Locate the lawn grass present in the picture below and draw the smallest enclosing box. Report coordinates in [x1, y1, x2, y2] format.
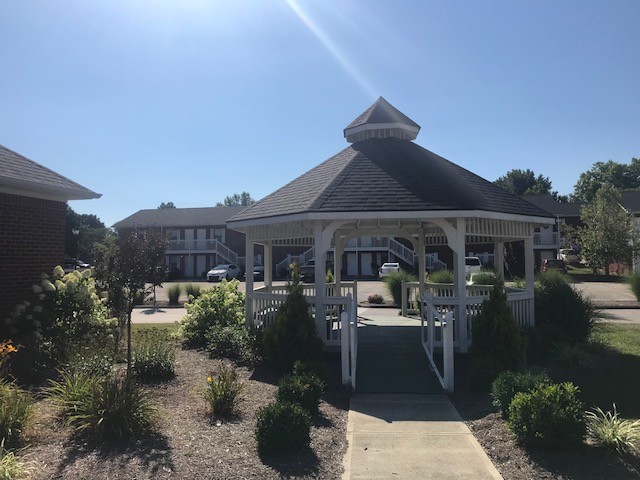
[591, 323, 640, 355]
[132, 323, 180, 335]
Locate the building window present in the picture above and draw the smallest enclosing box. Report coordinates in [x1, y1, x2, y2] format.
[212, 228, 225, 243]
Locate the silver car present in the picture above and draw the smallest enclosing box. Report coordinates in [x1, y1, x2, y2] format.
[206, 264, 240, 282]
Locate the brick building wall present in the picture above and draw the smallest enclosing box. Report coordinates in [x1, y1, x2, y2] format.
[0, 192, 66, 320]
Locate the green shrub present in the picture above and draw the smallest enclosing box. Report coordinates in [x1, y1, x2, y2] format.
[65, 345, 115, 377]
[535, 270, 596, 346]
[255, 401, 311, 454]
[490, 370, 551, 416]
[512, 277, 526, 289]
[0, 381, 33, 446]
[367, 294, 384, 304]
[470, 281, 527, 389]
[200, 363, 244, 419]
[586, 404, 640, 456]
[167, 284, 182, 305]
[206, 324, 257, 365]
[277, 372, 325, 414]
[263, 267, 323, 370]
[132, 328, 176, 380]
[384, 271, 417, 305]
[471, 271, 499, 285]
[468, 356, 506, 392]
[184, 283, 202, 300]
[508, 382, 586, 447]
[292, 360, 329, 385]
[4, 267, 118, 377]
[325, 269, 334, 284]
[60, 376, 156, 440]
[180, 280, 245, 346]
[628, 272, 640, 301]
[428, 270, 454, 284]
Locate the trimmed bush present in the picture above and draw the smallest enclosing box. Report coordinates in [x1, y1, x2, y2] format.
[0, 380, 33, 446]
[200, 363, 244, 419]
[535, 270, 596, 346]
[428, 270, 454, 284]
[52, 374, 156, 440]
[180, 280, 245, 346]
[491, 370, 551, 416]
[470, 281, 527, 390]
[384, 271, 417, 305]
[132, 328, 176, 380]
[277, 372, 325, 414]
[586, 404, 640, 456]
[167, 284, 182, 305]
[255, 401, 311, 454]
[263, 267, 323, 370]
[292, 360, 329, 385]
[367, 294, 384, 304]
[206, 324, 257, 365]
[628, 271, 640, 301]
[508, 382, 586, 447]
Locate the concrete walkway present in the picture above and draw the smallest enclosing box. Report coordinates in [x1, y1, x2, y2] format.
[343, 394, 502, 479]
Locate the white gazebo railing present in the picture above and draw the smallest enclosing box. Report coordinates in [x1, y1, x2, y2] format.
[340, 293, 358, 389]
[402, 281, 534, 351]
[247, 282, 357, 347]
[422, 292, 454, 392]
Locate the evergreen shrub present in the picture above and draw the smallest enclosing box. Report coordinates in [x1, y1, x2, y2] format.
[255, 401, 311, 454]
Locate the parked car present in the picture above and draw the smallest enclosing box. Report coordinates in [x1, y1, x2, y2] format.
[244, 265, 265, 281]
[464, 257, 482, 275]
[378, 262, 400, 279]
[541, 258, 567, 274]
[206, 264, 241, 282]
[63, 258, 91, 273]
[559, 248, 578, 263]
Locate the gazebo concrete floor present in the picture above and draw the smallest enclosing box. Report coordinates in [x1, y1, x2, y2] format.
[355, 308, 442, 394]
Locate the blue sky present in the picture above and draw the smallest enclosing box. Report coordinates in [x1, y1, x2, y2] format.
[1, 1, 638, 227]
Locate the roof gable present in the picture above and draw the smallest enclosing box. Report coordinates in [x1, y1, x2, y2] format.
[113, 206, 247, 229]
[0, 144, 100, 201]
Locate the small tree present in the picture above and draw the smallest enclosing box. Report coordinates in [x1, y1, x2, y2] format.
[158, 202, 176, 209]
[263, 265, 323, 370]
[216, 192, 255, 207]
[93, 230, 167, 377]
[578, 185, 637, 275]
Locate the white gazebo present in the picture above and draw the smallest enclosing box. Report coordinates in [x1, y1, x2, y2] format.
[227, 97, 554, 391]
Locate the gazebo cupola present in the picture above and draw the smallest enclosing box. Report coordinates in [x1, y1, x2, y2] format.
[343, 96, 420, 143]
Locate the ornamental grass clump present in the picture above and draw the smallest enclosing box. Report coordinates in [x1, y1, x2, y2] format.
[586, 404, 640, 456]
[508, 382, 585, 448]
[428, 270, 454, 284]
[132, 328, 176, 380]
[383, 271, 417, 305]
[255, 401, 311, 455]
[180, 280, 245, 346]
[167, 284, 182, 305]
[184, 283, 202, 300]
[0, 380, 33, 446]
[200, 363, 244, 419]
[0, 439, 32, 480]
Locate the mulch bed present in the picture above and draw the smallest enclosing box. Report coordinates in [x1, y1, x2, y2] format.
[22, 349, 349, 479]
[449, 356, 640, 480]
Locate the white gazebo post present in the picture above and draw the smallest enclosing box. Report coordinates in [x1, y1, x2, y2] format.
[494, 241, 505, 279]
[264, 241, 273, 291]
[314, 222, 328, 342]
[333, 231, 343, 296]
[524, 233, 535, 324]
[417, 229, 426, 308]
[453, 218, 468, 352]
[245, 238, 255, 328]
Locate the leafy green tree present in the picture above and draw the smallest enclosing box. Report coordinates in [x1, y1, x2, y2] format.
[494, 169, 552, 195]
[578, 185, 637, 275]
[93, 230, 167, 376]
[216, 191, 255, 207]
[158, 202, 176, 209]
[573, 158, 640, 204]
[66, 206, 108, 261]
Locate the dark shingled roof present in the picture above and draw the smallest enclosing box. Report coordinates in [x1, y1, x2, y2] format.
[229, 138, 552, 222]
[519, 194, 581, 217]
[345, 97, 419, 130]
[620, 191, 640, 213]
[0, 144, 100, 200]
[114, 206, 247, 229]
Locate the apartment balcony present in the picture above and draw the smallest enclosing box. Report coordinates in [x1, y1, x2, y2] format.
[533, 232, 559, 247]
[168, 240, 224, 252]
[344, 237, 390, 249]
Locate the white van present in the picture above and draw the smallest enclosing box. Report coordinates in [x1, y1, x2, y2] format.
[465, 257, 482, 275]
